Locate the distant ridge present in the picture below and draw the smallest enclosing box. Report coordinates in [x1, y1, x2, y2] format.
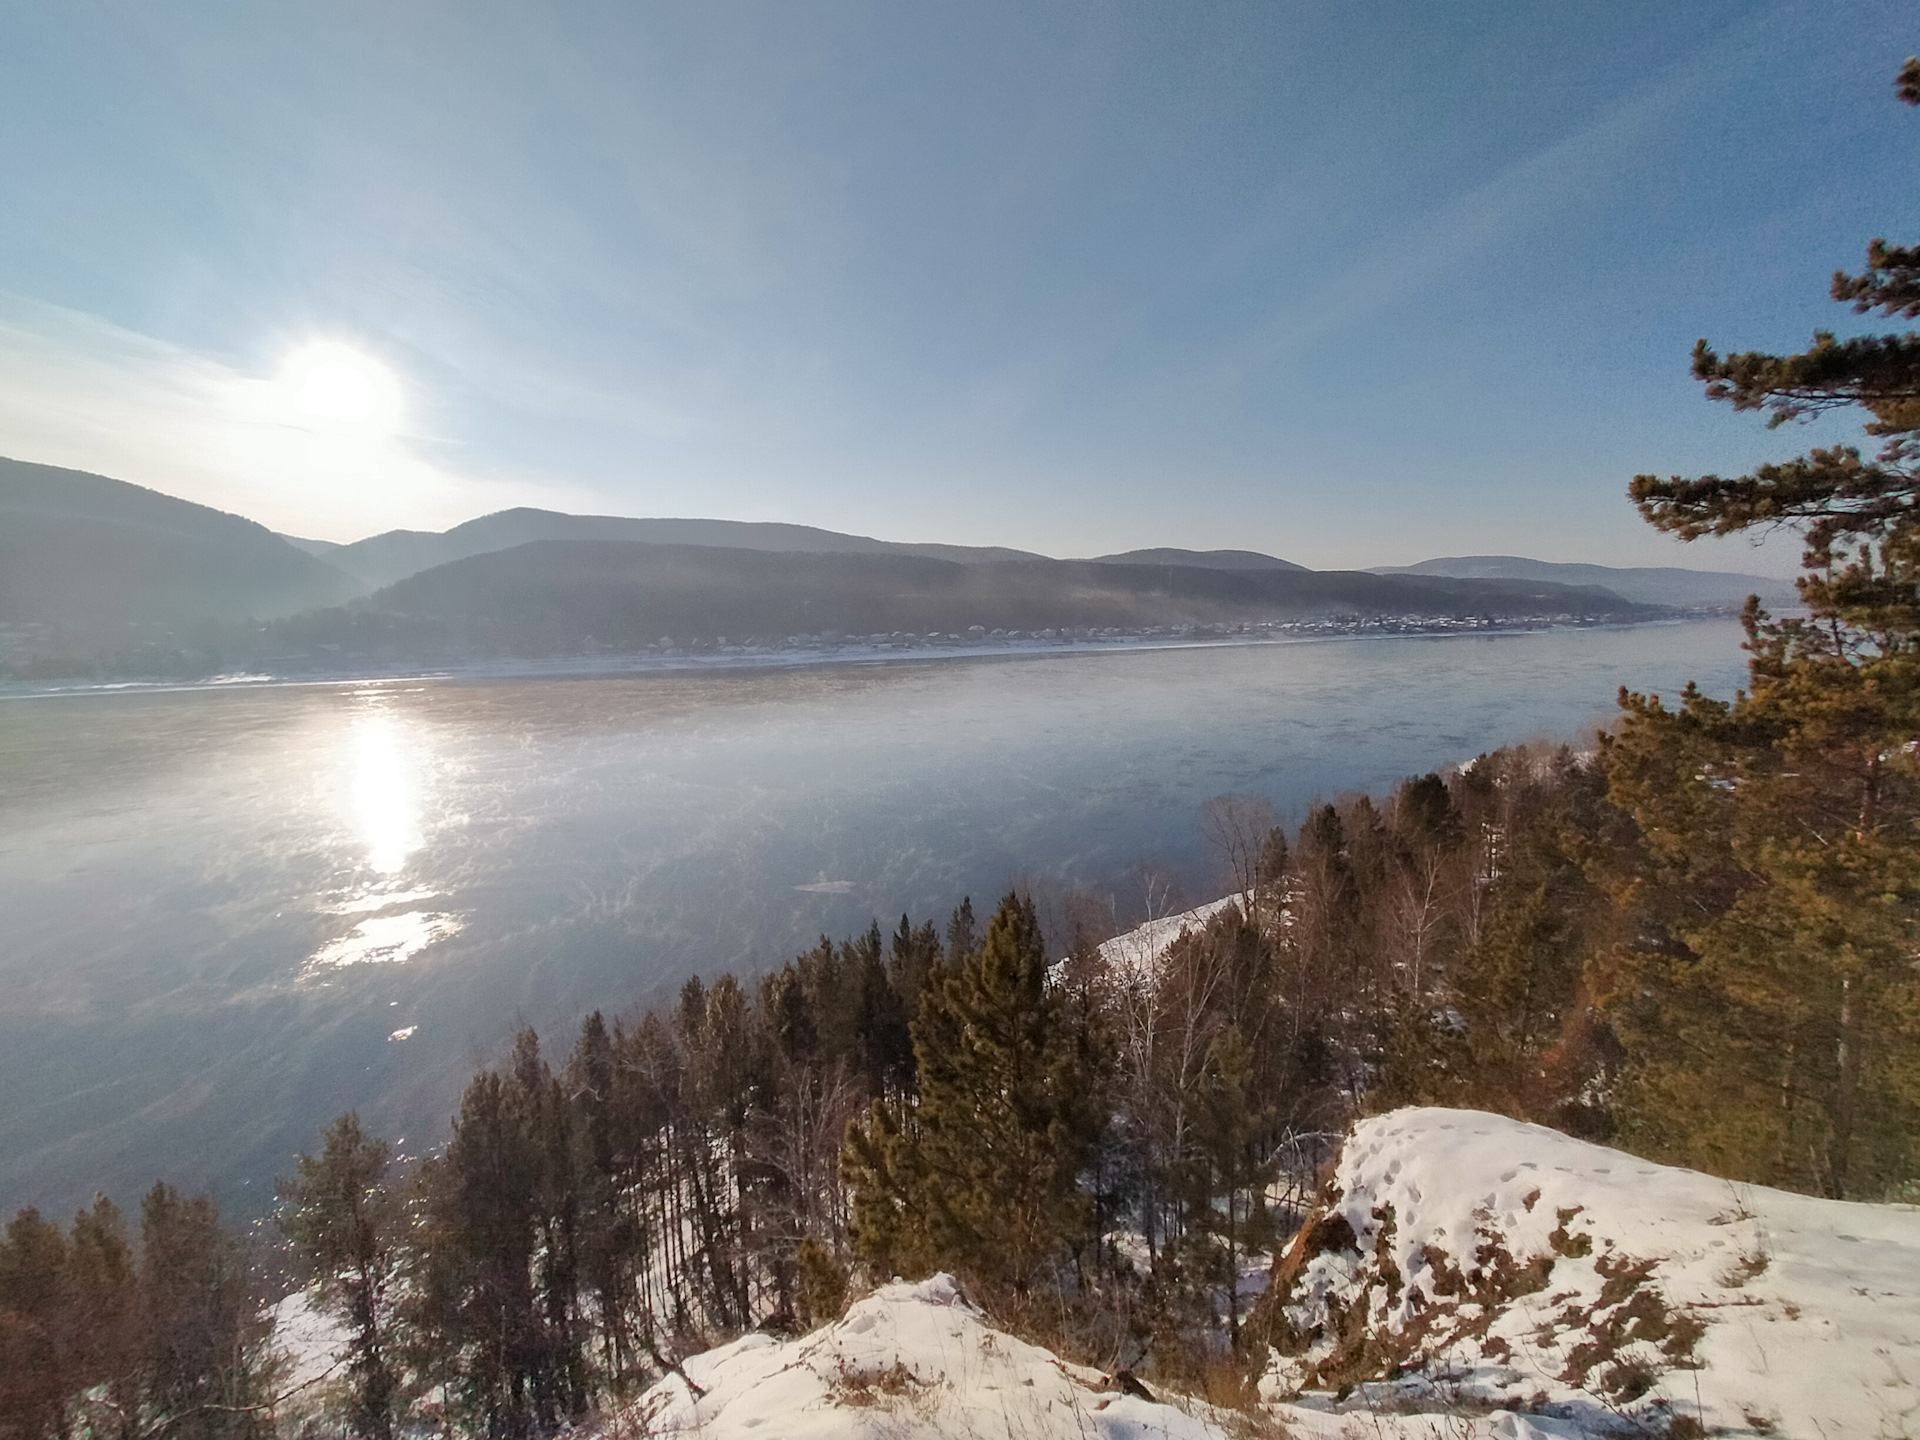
[2, 463, 1711, 675]
[340, 538, 1654, 655]
[1088, 547, 1306, 572]
[311, 509, 1051, 590]
[1374, 554, 1796, 609]
[0, 457, 365, 632]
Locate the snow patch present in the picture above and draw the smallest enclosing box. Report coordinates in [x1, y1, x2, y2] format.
[629, 1273, 1230, 1439]
[1089, 898, 1243, 984]
[267, 1287, 350, 1408]
[1262, 1107, 1920, 1438]
[626, 1270, 1621, 1440]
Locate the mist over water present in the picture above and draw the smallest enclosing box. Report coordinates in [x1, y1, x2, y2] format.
[0, 621, 1749, 1216]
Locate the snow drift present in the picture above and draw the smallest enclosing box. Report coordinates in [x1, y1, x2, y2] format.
[1259, 1107, 1920, 1437]
[627, 1272, 1227, 1440]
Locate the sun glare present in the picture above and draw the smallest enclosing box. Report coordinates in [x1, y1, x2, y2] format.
[281, 342, 400, 429]
[351, 707, 423, 875]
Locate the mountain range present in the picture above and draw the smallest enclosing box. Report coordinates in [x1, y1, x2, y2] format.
[346, 539, 1642, 654]
[285, 509, 1051, 590]
[1083, 547, 1309, 572]
[1373, 554, 1796, 609]
[0, 458, 1786, 675]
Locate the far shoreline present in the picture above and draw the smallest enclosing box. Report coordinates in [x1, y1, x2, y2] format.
[0, 611, 1743, 703]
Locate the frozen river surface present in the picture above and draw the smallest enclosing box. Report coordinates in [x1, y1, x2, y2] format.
[0, 621, 1750, 1215]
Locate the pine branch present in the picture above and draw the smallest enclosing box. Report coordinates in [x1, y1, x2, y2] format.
[1690, 334, 1920, 426]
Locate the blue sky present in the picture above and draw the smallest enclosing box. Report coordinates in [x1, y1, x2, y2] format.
[0, 1, 1912, 572]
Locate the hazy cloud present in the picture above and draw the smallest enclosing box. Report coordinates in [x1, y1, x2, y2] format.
[0, 293, 593, 539]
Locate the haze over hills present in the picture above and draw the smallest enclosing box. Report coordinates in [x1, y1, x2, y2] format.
[286, 509, 1049, 591]
[339, 539, 1651, 656]
[0, 457, 364, 632]
[0, 460, 1763, 681]
[1086, 547, 1307, 571]
[1375, 554, 1795, 609]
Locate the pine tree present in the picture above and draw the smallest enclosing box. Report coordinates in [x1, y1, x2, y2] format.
[889, 912, 944, 1033]
[944, 896, 977, 965]
[1190, 1027, 1275, 1352]
[138, 1185, 265, 1440]
[278, 1114, 399, 1440]
[431, 1065, 546, 1437]
[851, 921, 912, 1095]
[0, 1208, 71, 1440]
[1605, 57, 1920, 1198]
[67, 1196, 137, 1437]
[565, 1012, 645, 1395]
[844, 893, 1091, 1310]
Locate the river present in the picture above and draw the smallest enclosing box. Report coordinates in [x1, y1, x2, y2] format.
[0, 620, 1750, 1216]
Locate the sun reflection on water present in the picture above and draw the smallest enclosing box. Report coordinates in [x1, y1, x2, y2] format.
[303, 698, 466, 976]
[353, 709, 422, 874]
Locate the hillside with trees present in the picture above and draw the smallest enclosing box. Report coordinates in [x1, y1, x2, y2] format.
[0, 458, 366, 634]
[1375, 554, 1795, 608]
[2, 475, 1662, 681]
[296, 507, 1052, 592]
[354, 540, 1645, 651]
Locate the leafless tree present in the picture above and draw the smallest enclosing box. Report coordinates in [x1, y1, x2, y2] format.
[1198, 794, 1279, 913]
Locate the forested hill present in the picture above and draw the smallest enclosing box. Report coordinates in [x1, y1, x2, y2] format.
[0, 462, 1681, 680]
[1085, 546, 1308, 571]
[0, 458, 365, 631]
[300, 506, 1052, 590]
[347, 537, 1651, 648]
[1376, 554, 1795, 609]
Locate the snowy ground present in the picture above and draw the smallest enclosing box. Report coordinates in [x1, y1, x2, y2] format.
[1092, 897, 1244, 983]
[1048, 897, 1244, 992]
[1263, 1108, 1920, 1439]
[265, 1287, 349, 1425]
[627, 1273, 1228, 1440]
[262, 1108, 1920, 1438]
[623, 1111, 1920, 1439]
[624, 1272, 1619, 1440]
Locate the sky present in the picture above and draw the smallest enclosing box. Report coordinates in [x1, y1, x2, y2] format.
[0, 1, 1914, 573]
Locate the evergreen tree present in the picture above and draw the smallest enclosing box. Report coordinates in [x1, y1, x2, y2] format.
[889, 912, 944, 1032]
[1605, 57, 1920, 1197]
[944, 896, 977, 965]
[844, 893, 1091, 1310]
[278, 1113, 399, 1440]
[0, 1208, 71, 1440]
[1190, 1026, 1275, 1352]
[564, 1012, 646, 1396]
[427, 1061, 550, 1438]
[851, 921, 912, 1095]
[138, 1185, 265, 1440]
[67, 1197, 137, 1437]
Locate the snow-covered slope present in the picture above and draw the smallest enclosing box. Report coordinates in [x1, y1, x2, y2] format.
[263, 1106, 1919, 1438]
[264, 1289, 350, 1427]
[627, 1271, 1628, 1440]
[1261, 1108, 1920, 1438]
[1089, 897, 1242, 983]
[628, 1273, 1229, 1439]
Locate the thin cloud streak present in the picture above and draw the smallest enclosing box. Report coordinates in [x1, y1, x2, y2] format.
[1215, 11, 1778, 381]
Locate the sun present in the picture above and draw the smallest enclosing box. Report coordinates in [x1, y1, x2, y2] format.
[281, 342, 401, 430]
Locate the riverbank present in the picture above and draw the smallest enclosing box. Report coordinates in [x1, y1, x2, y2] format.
[0, 611, 1698, 701]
